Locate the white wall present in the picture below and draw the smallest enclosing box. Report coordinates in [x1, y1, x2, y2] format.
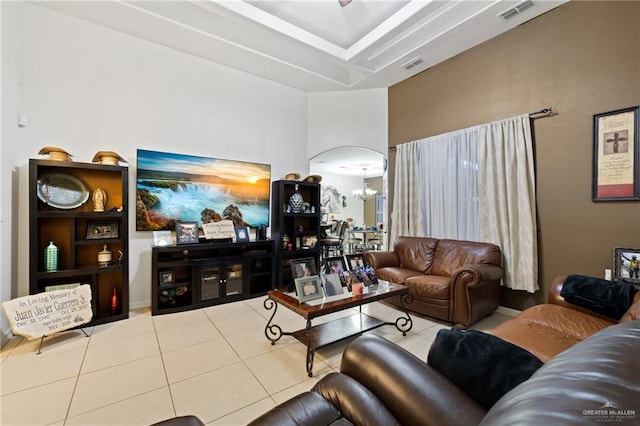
[307, 89, 387, 159]
[0, 1, 388, 344]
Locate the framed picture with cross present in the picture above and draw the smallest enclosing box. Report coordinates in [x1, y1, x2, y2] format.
[592, 106, 639, 201]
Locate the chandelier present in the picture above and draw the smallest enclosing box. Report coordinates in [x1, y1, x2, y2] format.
[352, 168, 377, 201]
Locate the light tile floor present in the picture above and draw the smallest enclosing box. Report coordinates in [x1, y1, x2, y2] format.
[0, 298, 514, 426]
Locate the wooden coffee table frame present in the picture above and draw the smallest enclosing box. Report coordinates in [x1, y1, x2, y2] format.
[264, 281, 412, 376]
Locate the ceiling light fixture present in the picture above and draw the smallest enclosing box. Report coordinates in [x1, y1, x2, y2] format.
[339, 0, 352, 8]
[352, 168, 377, 201]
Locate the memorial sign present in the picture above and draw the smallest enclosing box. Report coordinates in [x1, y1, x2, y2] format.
[1, 284, 93, 340]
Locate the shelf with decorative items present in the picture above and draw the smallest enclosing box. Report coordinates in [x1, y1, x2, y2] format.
[271, 179, 321, 290]
[29, 159, 129, 326]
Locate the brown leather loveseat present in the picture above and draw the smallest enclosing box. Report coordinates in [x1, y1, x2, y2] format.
[365, 236, 503, 327]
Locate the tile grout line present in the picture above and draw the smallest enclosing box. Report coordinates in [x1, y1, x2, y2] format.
[153, 317, 179, 420]
[61, 326, 93, 425]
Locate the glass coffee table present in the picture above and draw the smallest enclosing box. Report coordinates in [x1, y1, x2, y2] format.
[264, 280, 412, 376]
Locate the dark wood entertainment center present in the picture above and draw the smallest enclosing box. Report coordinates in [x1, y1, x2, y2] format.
[151, 240, 275, 315]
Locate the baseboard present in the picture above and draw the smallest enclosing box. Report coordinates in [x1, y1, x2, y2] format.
[1, 328, 15, 349]
[496, 306, 521, 317]
[130, 300, 150, 310]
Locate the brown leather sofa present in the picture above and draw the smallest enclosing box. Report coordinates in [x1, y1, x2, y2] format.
[248, 276, 640, 426]
[364, 236, 503, 327]
[491, 275, 640, 361]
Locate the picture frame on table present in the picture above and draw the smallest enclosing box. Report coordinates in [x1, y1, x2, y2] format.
[614, 247, 640, 282]
[345, 254, 366, 272]
[294, 276, 324, 303]
[290, 257, 317, 279]
[342, 270, 361, 292]
[320, 273, 344, 297]
[86, 221, 119, 240]
[234, 226, 250, 242]
[176, 221, 199, 245]
[323, 256, 348, 285]
[592, 106, 640, 201]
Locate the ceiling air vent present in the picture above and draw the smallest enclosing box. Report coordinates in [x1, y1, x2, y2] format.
[402, 57, 423, 70]
[498, 0, 534, 20]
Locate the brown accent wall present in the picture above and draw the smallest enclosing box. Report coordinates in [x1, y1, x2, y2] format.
[388, 1, 640, 310]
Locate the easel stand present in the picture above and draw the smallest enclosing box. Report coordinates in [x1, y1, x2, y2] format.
[36, 327, 91, 355]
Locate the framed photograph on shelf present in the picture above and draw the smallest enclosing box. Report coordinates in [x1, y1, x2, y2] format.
[320, 273, 344, 297]
[234, 226, 250, 242]
[614, 247, 640, 282]
[153, 230, 174, 246]
[159, 271, 175, 286]
[294, 276, 324, 303]
[86, 221, 119, 240]
[290, 257, 317, 279]
[302, 235, 317, 249]
[176, 222, 199, 245]
[592, 106, 640, 201]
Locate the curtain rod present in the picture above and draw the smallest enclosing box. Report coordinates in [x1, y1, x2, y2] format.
[388, 107, 555, 151]
[529, 107, 554, 116]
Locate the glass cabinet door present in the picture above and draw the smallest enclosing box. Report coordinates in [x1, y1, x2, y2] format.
[201, 266, 221, 300]
[225, 262, 243, 296]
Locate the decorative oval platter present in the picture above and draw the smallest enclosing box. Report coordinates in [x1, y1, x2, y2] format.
[37, 173, 90, 209]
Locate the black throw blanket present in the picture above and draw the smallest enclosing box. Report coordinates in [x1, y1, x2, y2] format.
[427, 328, 542, 410]
[560, 274, 638, 320]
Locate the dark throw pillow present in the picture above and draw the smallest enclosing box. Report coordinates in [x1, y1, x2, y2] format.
[560, 274, 638, 319]
[427, 328, 543, 410]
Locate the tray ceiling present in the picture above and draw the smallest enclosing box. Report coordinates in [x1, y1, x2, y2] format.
[34, 0, 567, 92]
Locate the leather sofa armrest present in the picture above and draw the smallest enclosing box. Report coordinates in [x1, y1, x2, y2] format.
[547, 275, 567, 304]
[364, 250, 400, 269]
[340, 335, 486, 426]
[451, 264, 504, 287]
[247, 391, 343, 426]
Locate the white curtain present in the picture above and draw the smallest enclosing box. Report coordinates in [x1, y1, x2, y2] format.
[419, 129, 479, 241]
[392, 114, 538, 292]
[390, 141, 424, 245]
[478, 115, 538, 292]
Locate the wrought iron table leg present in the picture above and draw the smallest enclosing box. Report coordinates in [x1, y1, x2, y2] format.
[304, 319, 314, 377]
[396, 293, 414, 335]
[264, 298, 283, 344]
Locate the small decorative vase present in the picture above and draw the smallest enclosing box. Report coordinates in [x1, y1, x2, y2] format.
[111, 285, 118, 315]
[288, 184, 304, 213]
[98, 245, 112, 266]
[44, 241, 58, 272]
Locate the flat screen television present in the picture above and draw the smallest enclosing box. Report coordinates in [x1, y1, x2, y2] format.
[136, 149, 271, 231]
